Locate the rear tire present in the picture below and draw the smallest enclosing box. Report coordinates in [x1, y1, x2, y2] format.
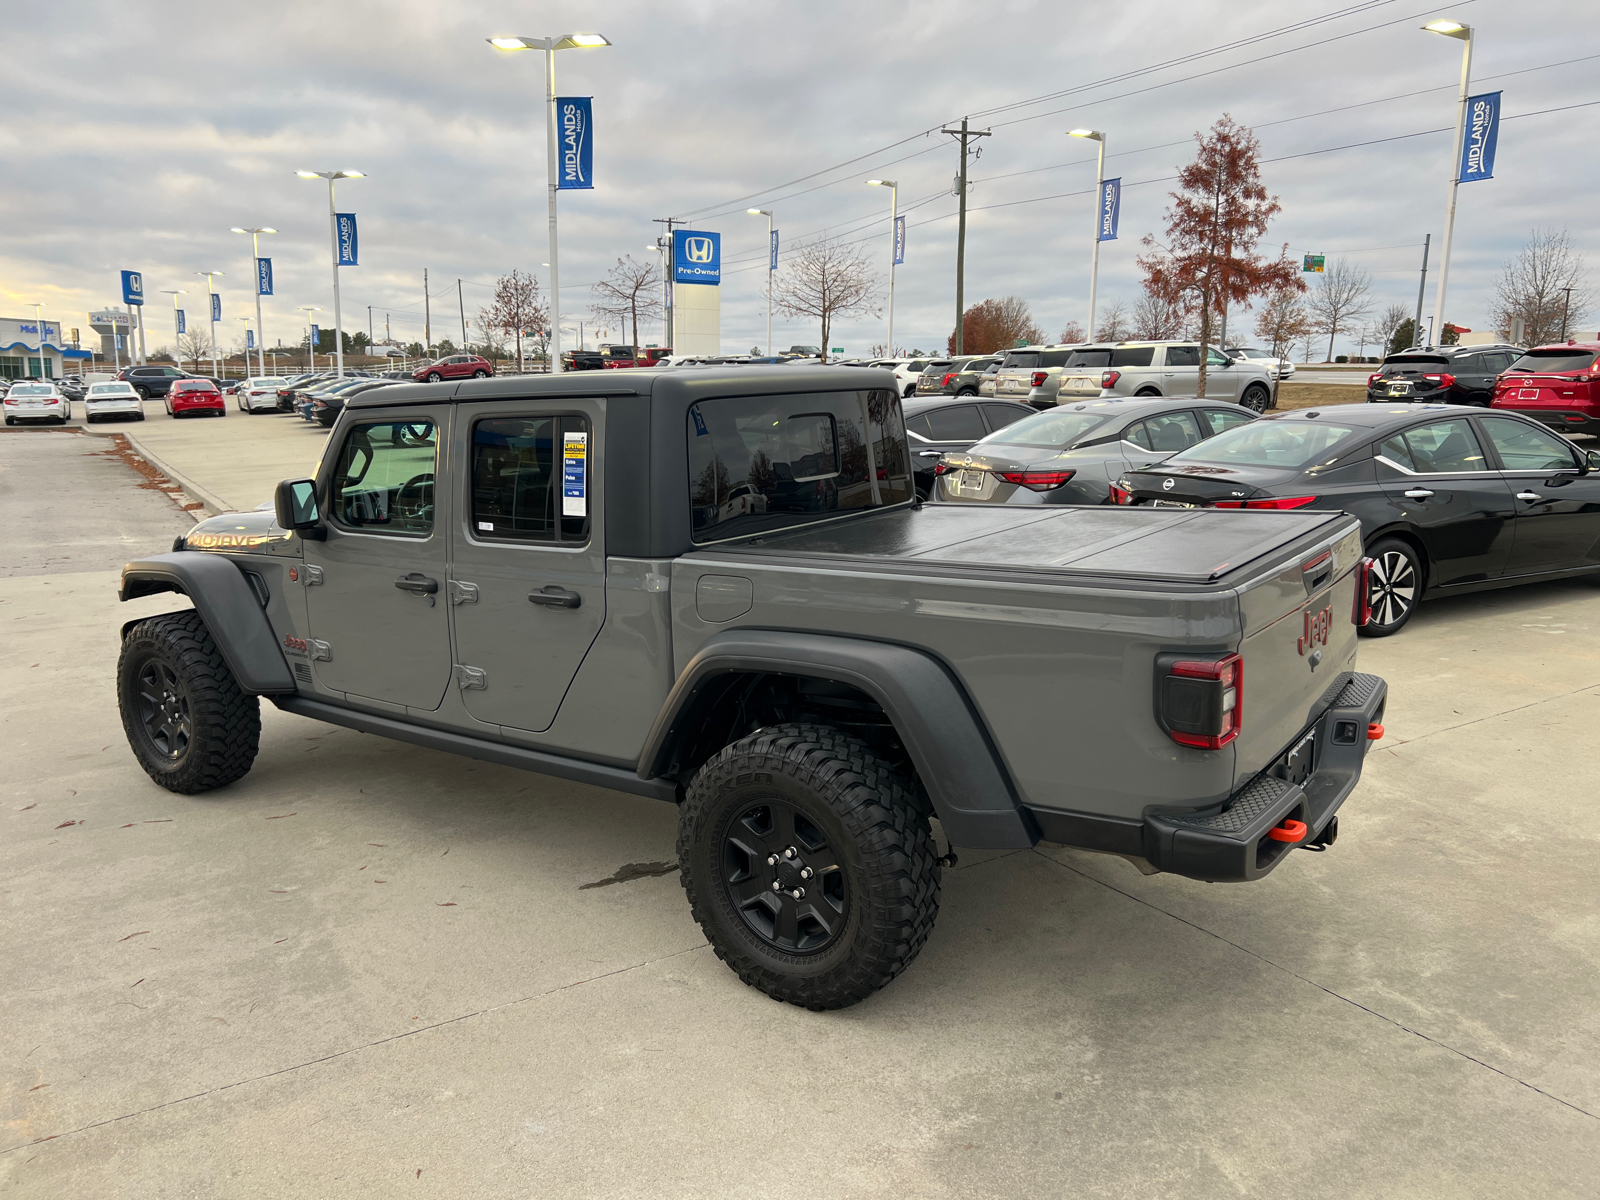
[678, 723, 940, 1011]
[1361, 537, 1423, 637]
[1135, 387, 1161, 397]
[471, 369, 488, 378]
[117, 611, 261, 793]
[1241, 383, 1271, 413]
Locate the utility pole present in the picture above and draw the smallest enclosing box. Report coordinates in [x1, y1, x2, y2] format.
[423, 268, 432, 356]
[653, 217, 680, 348]
[941, 118, 990, 354]
[1412, 234, 1431, 348]
[458, 279, 468, 351]
[1560, 287, 1575, 342]
[368, 305, 374, 347]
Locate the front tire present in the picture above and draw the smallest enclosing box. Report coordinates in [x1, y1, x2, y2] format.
[1361, 537, 1423, 637]
[118, 611, 261, 793]
[678, 723, 940, 1011]
[1241, 383, 1271, 413]
[426, 372, 442, 382]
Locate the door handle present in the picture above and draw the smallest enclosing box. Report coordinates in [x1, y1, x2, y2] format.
[1402, 488, 1435, 500]
[394, 572, 439, 595]
[1516, 491, 1543, 502]
[918, 450, 943, 458]
[528, 585, 581, 609]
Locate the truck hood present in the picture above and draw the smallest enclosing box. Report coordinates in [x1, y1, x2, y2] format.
[180, 507, 301, 557]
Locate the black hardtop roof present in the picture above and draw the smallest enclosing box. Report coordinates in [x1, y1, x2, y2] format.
[346, 365, 897, 409]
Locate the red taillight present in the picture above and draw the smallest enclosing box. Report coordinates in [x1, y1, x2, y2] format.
[1030, 371, 1048, 387]
[942, 373, 957, 387]
[996, 468, 1075, 491]
[1354, 556, 1373, 626]
[1367, 372, 1381, 386]
[1422, 373, 1457, 388]
[1109, 483, 1132, 505]
[1161, 653, 1243, 750]
[1101, 370, 1121, 388]
[1213, 495, 1319, 510]
[932, 461, 950, 476]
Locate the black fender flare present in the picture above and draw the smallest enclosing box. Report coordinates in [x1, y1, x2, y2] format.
[638, 630, 1038, 850]
[119, 552, 295, 694]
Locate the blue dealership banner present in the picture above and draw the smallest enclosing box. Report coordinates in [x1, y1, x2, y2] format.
[247, 329, 255, 350]
[310, 324, 319, 346]
[211, 293, 222, 322]
[1459, 91, 1500, 183]
[1097, 178, 1121, 242]
[556, 96, 594, 189]
[673, 229, 721, 285]
[770, 229, 779, 271]
[257, 257, 274, 295]
[893, 215, 906, 266]
[176, 309, 186, 335]
[336, 214, 358, 265]
[121, 270, 144, 306]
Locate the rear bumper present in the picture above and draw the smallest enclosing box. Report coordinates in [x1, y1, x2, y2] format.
[1142, 672, 1387, 882]
[1492, 405, 1600, 434]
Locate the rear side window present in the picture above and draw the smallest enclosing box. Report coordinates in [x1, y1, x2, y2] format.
[1384, 419, 1488, 473]
[471, 415, 591, 543]
[1508, 350, 1598, 374]
[1132, 411, 1203, 452]
[1066, 350, 1111, 368]
[1164, 346, 1200, 367]
[982, 404, 1030, 432]
[1479, 416, 1577, 472]
[329, 420, 438, 535]
[920, 406, 986, 440]
[687, 390, 911, 542]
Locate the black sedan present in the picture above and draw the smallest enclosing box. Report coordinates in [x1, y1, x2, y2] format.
[1116, 404, 1600, 635]
[904, 396, 1034, 499]
[935, 397, 1258, 507]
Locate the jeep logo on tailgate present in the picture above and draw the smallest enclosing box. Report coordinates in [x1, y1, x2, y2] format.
[1298, 604, 1332, 655]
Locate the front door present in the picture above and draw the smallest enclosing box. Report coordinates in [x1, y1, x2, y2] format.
[1374, 415, 1517, 587]
[1478, 415, 1600, 575]
[303, 411, 455, 710]
[447, 402, 607, 734]
[1202, 347, 1243, 400]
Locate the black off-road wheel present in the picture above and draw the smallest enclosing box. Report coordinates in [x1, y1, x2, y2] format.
[678, 723, 940, 1010]
[118, 611, 261, 793]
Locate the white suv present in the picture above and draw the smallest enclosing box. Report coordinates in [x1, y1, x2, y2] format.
[1226, 346, 1295, 380]
[868, 358, 934, 398]
[1055, 342, 1276, 411]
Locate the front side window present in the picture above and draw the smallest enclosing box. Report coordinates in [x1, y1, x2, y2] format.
[329, 420, 438, 535]
[470, 415, 590, 543]
[687, 390, 911, 542]
[1206, 348, 1230, 367]
[1479, 416, 1577, 472]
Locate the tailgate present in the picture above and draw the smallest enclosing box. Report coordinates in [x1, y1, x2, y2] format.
[1233, 519, 1365, 787]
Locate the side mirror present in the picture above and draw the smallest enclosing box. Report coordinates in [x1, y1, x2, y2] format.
[1587, 451, 1600, 475]
[275, 478, 324, 535]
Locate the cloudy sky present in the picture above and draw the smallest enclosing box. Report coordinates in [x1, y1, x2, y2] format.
[3, 0, 1594, 360]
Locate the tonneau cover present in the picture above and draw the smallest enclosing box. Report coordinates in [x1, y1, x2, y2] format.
[715, 506, 1347, 585]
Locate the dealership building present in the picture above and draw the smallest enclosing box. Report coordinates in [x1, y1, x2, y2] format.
[0, 315, 93, 380]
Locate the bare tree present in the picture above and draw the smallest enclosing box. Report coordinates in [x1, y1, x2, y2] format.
[774, 238, 881, 361]
[1307, 258, 1373, 361]
[1131, 287, 1183, 340]
[1491, 228, 1590, 345]
[176, 329, 209, 372]
[1372, 303, 1410, 359]
[1093, 300, 1131, 343]
[1253, 283, 1312, 364]
[590, 256, 662, 356]
[486, 269, 545, 372]
[472, 309, 508, 363]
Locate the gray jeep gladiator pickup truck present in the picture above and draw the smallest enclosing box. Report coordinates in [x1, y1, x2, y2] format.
[116, 367, 1387, 1009]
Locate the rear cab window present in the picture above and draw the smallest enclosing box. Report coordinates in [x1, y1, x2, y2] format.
[687, 390, 911, 543]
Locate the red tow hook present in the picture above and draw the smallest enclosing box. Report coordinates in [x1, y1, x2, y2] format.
[1268, 819, 1308, 844]
[1367, 723, 1385, 741]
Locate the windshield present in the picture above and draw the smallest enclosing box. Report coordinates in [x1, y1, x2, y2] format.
[687, 390, 912, 542]
[978, 407, 1113, 449]
[10, 384, 52, 396]
[1167, 419, 1357, 470]
[1508, 349, 1598, 374]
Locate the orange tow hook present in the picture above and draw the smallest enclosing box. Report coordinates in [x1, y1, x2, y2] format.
[1367, 723, 1385, 741]
[1268, 819, 1307, 844]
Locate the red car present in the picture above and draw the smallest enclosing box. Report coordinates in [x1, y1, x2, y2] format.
[412, 354, 493, 383]
[603, 346, 674, 369]
[164, 378, 226, 418]
[1490, 341, 1600, 435]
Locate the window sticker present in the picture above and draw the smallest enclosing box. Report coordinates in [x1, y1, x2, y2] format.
[478, 521, 494, 531]
[562, 431, 588, 517]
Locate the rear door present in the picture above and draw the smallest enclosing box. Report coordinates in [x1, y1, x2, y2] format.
[1123, 410, 1204, 469]
[1159, 345, 1200, 395]
[1478, 414, 1600, 575]
[1374, 415, 1516, 586]
[446, 398, 607, 733]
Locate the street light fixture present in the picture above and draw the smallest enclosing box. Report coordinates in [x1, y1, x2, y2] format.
[1423, 17, 1473, 347]
[300, 306, 322, 371]
[747, 209, 775, 355]
[196, 271, 224, 378]
[487, 32, 612, 375]
[231, 226, 276, 377]
[865, 183, 900, 356]
[296, 172, 363, 377]
[1067, 129, 1107, 342]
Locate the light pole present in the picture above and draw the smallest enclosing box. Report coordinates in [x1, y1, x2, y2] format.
[647, 243, 669, 348]
[1068, 129, 1107, 342]
[296, 171, 363, 377]
[300, 306, 321, 371]
[487, 32, 612, 375]
[746, 209, 775, 356]
[866, 182, 900, 355]
[1423, 18, 1472, 348]
[231, 226, 276, 377]
[196, 272, 224, 377]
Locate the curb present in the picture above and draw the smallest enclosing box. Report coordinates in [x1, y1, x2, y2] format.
[107, 428, 236, 520]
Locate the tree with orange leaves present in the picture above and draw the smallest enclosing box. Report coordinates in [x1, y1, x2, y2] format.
[1139, 115, 1301, 396]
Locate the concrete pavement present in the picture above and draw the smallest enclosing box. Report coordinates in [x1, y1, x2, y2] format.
[3, 422, 1599, 1197]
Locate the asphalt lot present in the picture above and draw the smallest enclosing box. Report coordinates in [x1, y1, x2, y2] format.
[3, 420, 1599, 1197]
